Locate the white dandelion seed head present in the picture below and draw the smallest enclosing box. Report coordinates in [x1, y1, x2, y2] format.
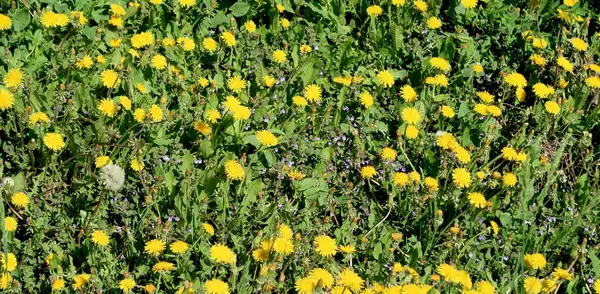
[100, 164, 125, 191]
[0, 177, 14, 188]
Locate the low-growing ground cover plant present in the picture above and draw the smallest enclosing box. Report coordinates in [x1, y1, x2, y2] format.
[0, 0, 600, 293]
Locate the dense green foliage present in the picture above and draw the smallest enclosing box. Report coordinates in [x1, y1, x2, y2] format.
[0, 0, 600, 293]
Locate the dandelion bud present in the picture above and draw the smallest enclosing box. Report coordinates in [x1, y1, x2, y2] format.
[100, 164, 125, 191]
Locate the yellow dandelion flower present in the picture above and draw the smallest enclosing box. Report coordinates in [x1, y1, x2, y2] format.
[490, 221, 499, 237]
[461, 0, 477, 8]
[309, 268, 334, 289]
[203, 223, 215, 235]
[393, 172, 410, 187]
[206, 109, 221, 123]
[98, 99, 117, 117]
[204, 279, 229, 294]
[170, 241, 189, 254]
[4, 68, 23, 88]
[43, 133, 65, 151]
[359, 91, 374, 108]
[570, 37, 588, 51]
[376, 70, 395, 87]
[424, 177, 439, 192]
[131, 158, 144, 172]
[10, 192, 29, 208]
[4, 216, 17, 232]
[430, 57, 451, 71]
[304, 84, 322, 103]
[586, 76, 600, 88]
[176, 36, 195, 51]
[300, 45, 312, 54]
[524, 277, 542, 294]
[224, 160, 245, 180]
[401, 107, 421, 125]
[221, 32, 236, 47]
[366, 5, 383, 16]
[152, 261, 175, 272]
[557, 56, 574, 72]
[149, 104, 163, 121]
[280, 18, 290, 29]
[52, 278, 65, 290]
[414, 0, 428, 11]
[524, 253, 547, 270]
[477, 91, 494, 103]
[504, 72, 527, 87]
[487, 105, 501, 117]
[133, 108, 146, 122]
[144, 239, 166, 256]
[545, 101, 560, 114]
[263, 75, 276, 88]
[256, 130, 278, 147]
[441, 105, 455, 118]
[381, 147, 397, 161]
[314, 235, 337, 257]
[273, 237, 294, 255]
[532, 37, 548, 49]
[452, 168, 471, 188]
[95, 156, 112, 168]
[178, 0, 196, 8]
[244, 20, 256, 32]
[119, 278, 136, 292]
[532, 83, 555, 98]
[293, 96, 308, 106]
[194, 121, 212, 135]
[337, 268, 364, 292]
[28, 111, 49, 125]
[552, 268, 572, 281]
[91, 230, 110, 247]
[210, 244, 236, 264]
[427, 17, 442, 29]
[405, 125, 419, 139]
[131, 31, 154, 48]
[360, 166, 377, 179]
[530, 54, 547, 66]
[401, 85, 418, 102]
[100, 70, 121, 88]
[295, 277, 315, 294]
[502, 172, 518, 187]
[203, 37, 218, 53]
[151, 54, 167, 70]
[225, 76, 246, 94]
[72, 273, 90, 290]
[467, 192, 487, 208]
[0, 14, 12, 31]
[272, 50, 287, 63]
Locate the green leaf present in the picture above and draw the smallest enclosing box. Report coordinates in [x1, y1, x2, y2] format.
[496, 211, 513, 226]
[229, 2, 250, 17]
[299, 57, 318, 86]
[433, 94, 450, 102]
[12, 173, 25, 192]
[12, 9, 31, 31]
[458, 101, 470, 118]
[298, 178, 318, 191]
[589, 249, 600, 276]
[180, 150, 194, 173]
[373, 242, 382, 260]
[211, 12, 229, 27]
